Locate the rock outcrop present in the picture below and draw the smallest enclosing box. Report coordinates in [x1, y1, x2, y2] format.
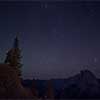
[62, 70, 100, 98]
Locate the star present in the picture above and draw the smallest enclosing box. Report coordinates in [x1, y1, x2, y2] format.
[44, 3, 48, 8]
[40, 3, 48, 8]
[93, 57, 98, 63]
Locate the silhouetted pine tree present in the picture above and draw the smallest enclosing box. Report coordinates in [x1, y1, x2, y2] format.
[4, 35, 22, 77]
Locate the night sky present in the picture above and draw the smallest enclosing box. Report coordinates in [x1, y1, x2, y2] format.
[0, 1, 100, 79]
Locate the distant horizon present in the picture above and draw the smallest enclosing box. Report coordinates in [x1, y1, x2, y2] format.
[22, 65, 99, 80]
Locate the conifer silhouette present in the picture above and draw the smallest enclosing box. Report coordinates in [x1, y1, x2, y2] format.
[4, 34, 22, 77]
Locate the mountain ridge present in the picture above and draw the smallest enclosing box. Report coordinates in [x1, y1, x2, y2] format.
[22, 69, 100, 98]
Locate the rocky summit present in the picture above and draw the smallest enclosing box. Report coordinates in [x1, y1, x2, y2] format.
[62, 69, 100, 98]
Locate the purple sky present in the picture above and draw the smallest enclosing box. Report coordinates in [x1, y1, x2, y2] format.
[0, 1, 100, 79]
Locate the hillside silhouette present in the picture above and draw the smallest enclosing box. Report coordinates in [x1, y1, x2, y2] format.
[21, 69, 100, 99]
[0, 63, 100, 99]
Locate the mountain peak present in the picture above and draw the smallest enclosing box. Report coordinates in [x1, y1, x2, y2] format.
[80, 69, 95, 77]
[80, 69, 96, 82]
